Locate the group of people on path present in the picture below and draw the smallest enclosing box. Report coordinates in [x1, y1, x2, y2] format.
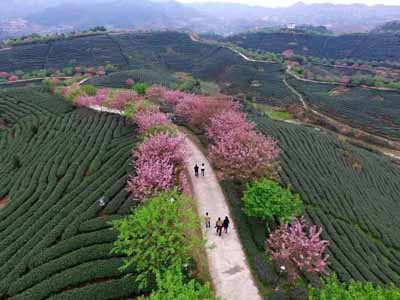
[194, 163, 205, 177]
[205, 212, 230, 237]
[194, 164, 231, 237]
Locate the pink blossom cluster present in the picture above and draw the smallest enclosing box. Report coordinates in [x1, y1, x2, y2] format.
[125, 78, 135, 88]
[204, 108, 279, 181]
[162, 89, 188, 105]
[208, 128, 279, 181]
[206, 111, 255, 143]
[0, 72, 10, 79]
[7, 75, 19, 82]
[74, 88, 110, 107]
[75, 95, 103, 107]
[267, 217, 329, 283]
[105, 90, 139, 110]
[146, 85, 167, 100]
[175, 95, 239, 128]
[134, 110, 170, 133]
[127, 133, 186, 200]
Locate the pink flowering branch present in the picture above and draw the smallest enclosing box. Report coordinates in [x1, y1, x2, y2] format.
[267, 217, 329, 284]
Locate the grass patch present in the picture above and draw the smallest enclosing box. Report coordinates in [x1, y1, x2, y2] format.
[269, 111, 294, 120]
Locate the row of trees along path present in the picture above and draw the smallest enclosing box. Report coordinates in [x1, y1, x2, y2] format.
[89, 105, 262, 300]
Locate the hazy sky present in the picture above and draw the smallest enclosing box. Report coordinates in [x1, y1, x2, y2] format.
[178, 0, 400, 7]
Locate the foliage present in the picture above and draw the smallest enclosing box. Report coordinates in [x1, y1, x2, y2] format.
[209, 128, 279, 182]
[226, 31, 400, 61]
[133, 82, 149, 96]
[309, 274, 400, 300]
[288, 77, 400, 140]
[175, 95, 239, 128]
[127, 133, 185, 200]
[134, 110, 171, 134]
[253, 114, 400, 286]
[206, 110, 254, 143]
[243, 178, 302, 223]
[267, 217, 329, 284]
[125, 78, 135, 88]
[147, 266, 214, 300]
[112, 190, 202, 289]
[0, 87, 140, 298]
[80, 84, 97, 96]
[106, 90, 139, 110]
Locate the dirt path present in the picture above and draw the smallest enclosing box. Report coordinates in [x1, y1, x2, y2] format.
[184, 136, 262, 300]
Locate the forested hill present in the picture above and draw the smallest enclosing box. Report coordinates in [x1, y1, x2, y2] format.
[225, 31, 400, 61]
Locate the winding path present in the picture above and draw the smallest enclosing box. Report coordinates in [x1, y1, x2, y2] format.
[89, 105, 263, 299]
[184, 136, 262, 300]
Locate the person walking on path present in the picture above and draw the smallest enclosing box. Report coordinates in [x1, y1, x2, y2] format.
[204, 212, 211, 229]
[194, 164, 199, 177]
[215, 217, 223, 236]
[223, 216, 230, 234]
[201, 163, 205, 177]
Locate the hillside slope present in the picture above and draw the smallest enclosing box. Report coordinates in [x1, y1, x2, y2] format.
[251, 114, 400, 286]
[0, 87, 142, 299]
[226, 32, 400, 61]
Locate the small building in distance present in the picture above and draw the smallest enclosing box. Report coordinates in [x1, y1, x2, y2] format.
[287, 23, 296, 30]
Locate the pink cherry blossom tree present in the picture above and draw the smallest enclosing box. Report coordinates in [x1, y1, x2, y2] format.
[105, 90, 139, 110]
[208, 129, 280, 181]
[267, 217, 329, 284]
[162, 90, 188, 105]
[134, 110, 171, 133]
[8, 75, 19, 82]
[0, 72, 10, 79]
[127, 133, 186, 200]
[206, 111, 255, 143]
[176, 95, 239, 128]
[146, 85, 167, 101]
[125, 79, 135, 88]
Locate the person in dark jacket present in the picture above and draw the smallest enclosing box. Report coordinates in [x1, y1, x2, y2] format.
[223, 216, 230, 234]
[194, 164, 199, 177]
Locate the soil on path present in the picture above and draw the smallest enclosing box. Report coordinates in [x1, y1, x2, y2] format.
[184, 136, 262, 300]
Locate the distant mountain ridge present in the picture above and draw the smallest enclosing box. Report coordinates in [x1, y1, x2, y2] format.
[0, 0, 400, 36]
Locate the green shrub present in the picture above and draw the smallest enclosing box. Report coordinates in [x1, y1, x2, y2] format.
[243, 178, 302, 223]
[147, 264, 214, 300]
[309, 274, 400, 300]
[133, 82, 149, 96]
[112, 190, 203, 289]
[81, 84, 97, 96]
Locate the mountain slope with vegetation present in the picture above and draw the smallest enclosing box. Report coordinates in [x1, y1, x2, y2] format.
[0, 87, 142, 299]
[226, 31, 400, 61]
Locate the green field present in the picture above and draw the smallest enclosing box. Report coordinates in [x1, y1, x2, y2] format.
[0, 87, 146, 299]
[0, 32, 297, 106]
[226, 32, 400, 61]
[226, 113, 400, 290]
[288, 77, 400, 140]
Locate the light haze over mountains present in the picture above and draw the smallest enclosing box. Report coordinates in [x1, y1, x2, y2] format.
[0, 0, 399, 37]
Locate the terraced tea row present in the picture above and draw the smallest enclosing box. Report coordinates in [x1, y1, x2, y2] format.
[288, 77, 400, 141]
[252, 115, 400, 286]
[0, 88, 143, 299]
[0, 32, 298, 106]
